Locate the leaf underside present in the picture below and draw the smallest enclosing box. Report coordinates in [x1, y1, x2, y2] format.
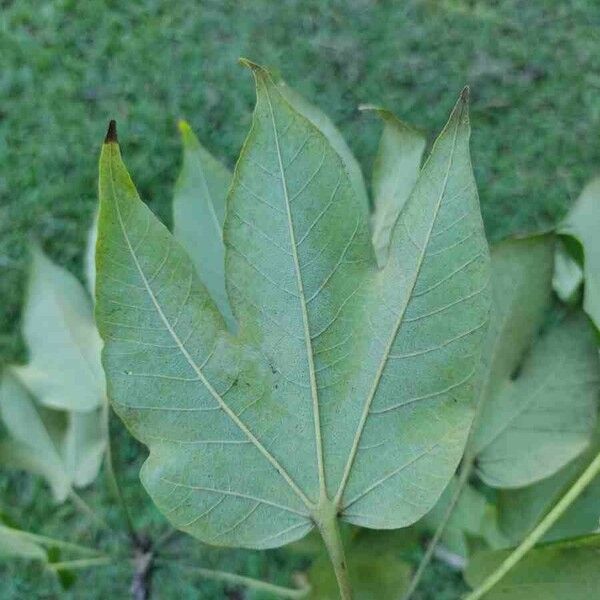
[95, 64, 490, 549]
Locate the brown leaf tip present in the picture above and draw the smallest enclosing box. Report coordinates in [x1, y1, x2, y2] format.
[105, 120, 118, 144]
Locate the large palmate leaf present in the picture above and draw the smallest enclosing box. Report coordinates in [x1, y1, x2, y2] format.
[364, 106, 426, 267]
[95, 61, 489, 568]
[559, 177, 600, 329]
[465, 534, 600, 600]
[15, 245, 105, 412]
[469, 236, 599, 488]
[0, 370, 104, 502]
[172, 120, 236, 329]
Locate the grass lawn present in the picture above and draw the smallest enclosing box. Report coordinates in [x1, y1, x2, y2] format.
[1, 0, 599, 597]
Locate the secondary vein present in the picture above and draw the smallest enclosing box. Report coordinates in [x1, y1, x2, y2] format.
[263, 82, 327, 501]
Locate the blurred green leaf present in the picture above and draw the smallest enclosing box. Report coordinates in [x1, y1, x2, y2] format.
[559, 177, 600, 330]
[498, 422, 600, 545]
[470, 236, 599, 488]
[422, 477, 507, 559]
[173, 121, 236, 330]
[0, 370, 104, 502]
[0, 525, 47, 561]
[552, 239, 583, 305]
[308, 529, 412, 599]
[363, 106, 425, 268]
[14, 245, 105, 412]
[465, 534, 600, 600]
[85, 211, 99, 298]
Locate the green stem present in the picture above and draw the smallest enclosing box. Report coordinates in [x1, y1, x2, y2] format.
[1, 526, 103, 556]
[402, 460, 471, 600]
[317, 510, 353, 600]
[464, 449, 600, 600]
[102, 400, 138, 542]
[155, 559, 310, 599]
[48, 556, 114, 571]
[403, 354, 491, 600]
[69, 489, 111, 531]
[153, 528, 179, 552]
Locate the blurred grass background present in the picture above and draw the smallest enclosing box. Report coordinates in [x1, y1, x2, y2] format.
[1, 0, 599, 597]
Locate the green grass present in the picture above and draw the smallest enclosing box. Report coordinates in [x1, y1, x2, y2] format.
[1, 0, 599, 597]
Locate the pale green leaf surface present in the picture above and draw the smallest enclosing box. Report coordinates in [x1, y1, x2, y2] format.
[470, 237, 599, 488]
[0, 525, 47, 561]
[276, 79, 369, 211]
[475, 312, 599, 488]
[422, 477, 507, 558]
[308, 530, 411, 599]
[63, 409, 106, 488]
[95, 65, 489, 549]
[15, 246, 105, 412]
[0, 370, 71, 501]
[552, 239, 583, 304]
[498, 423, 600, 545]
[173, 121, 236, 329]
[465, 534, 600, 600]
[560, 177, 600, 329]
[85, 210, 99, 297]
[364, 106, 426, 267]
[0, 370, 105, 500]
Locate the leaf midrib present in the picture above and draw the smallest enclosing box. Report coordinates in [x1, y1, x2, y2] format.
[263, 82, 327, 502]
[106, 145, 313, 515]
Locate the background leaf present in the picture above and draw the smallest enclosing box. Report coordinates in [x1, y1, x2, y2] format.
[364, 106, 426, 268]
[0, 525, 47, 561]
[0, 370, 104, 502]
[276, 79, 369, 211]
[552, 239, 583, 305]
[307, 529, 412, 599]
[173, 121, 236, 329]
[422, 477, 507, 559]
[85, 211, 99, 298]
[0, 370, 72, 501]
[470, 236, 599, 488]
[559, 177, 600, 330]
[465, 534, 600, 600]
[14, 246, 105, 412]
[498, 422, 600, 545]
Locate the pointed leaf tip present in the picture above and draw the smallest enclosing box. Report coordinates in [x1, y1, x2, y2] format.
[238, 57, 270, 80]
[177, 119, 191, 135]
[104, 120, 118, 144]
[460, 86, 470, 103]
[177, 119, 196, 147]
